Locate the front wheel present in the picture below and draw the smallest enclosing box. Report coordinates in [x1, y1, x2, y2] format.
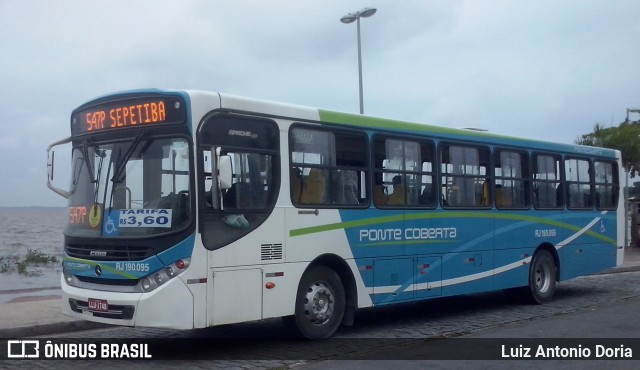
[292, 266, 345, 339]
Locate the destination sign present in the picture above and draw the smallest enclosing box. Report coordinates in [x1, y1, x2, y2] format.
[72, 95, 186, 135]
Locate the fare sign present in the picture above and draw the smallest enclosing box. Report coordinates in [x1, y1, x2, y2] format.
[72, 95, 186, 135]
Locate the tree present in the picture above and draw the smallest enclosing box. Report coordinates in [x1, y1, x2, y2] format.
[576, 120, 640, 177]
[628, 181, 640, 199]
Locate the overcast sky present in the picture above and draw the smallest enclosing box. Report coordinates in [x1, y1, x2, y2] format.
[1, 0, 639, 207]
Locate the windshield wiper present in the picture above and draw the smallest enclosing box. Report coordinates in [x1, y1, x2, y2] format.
[80, 140, 96, 183]
[111, 132, 148, 184]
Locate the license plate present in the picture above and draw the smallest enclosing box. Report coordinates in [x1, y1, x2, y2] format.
[88, 298, 108, 313]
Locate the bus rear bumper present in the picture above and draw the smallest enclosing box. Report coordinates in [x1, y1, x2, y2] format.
[61, 275, 194, 330]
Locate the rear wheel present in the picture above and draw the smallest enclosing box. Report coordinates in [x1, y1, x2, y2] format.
[504, 249, 557, 304]
[292, 265, 345, 339]
[527, 249, 557, 304]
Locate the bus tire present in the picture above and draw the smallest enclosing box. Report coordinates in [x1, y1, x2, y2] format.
[504, 249, 557, 304]
[293, 265, 345, 339]
[526, 249, 557, 304]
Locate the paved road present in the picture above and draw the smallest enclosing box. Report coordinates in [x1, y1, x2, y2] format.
[304, 296, 640, 369]
[2, 271, 639, 369]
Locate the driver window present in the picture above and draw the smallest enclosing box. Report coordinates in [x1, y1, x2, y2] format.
[197, 114, 280, 250]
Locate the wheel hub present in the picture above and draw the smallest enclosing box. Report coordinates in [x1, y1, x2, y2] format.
[535, 262, 551, 293]
[303, 282, 334, 325]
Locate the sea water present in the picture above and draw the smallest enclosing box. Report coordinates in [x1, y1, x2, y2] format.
[0, 207, 66, 292]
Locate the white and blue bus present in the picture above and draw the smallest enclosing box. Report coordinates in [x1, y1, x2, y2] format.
[47, 89, 624, 338]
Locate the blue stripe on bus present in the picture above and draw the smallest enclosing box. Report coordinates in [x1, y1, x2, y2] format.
[329, 209, 617, 304]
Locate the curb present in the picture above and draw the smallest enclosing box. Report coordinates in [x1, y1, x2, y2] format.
[0, 321, 110, 338]
[597, 264, 640, 275]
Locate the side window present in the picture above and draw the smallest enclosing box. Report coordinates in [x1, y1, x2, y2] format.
[565, 158, 593, 209]
[533, 154, 562, 209]
[373, 137, 435, 208]
[494, 150, 529, 208]
[290, 126, 368, 207]
[441, 144, 490, 208]
[594, 161, 618, 210]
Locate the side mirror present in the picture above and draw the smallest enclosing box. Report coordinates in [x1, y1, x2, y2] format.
[46, 137, 72, 198]
[47, 151, 55, 181]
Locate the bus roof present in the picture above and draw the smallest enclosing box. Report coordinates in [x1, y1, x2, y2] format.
[74, 89, 619, 160]
[217, 91, 618, 159]
[316, 109, 619, 159]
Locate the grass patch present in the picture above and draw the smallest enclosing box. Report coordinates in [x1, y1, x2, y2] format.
[0, 249, 59, 277]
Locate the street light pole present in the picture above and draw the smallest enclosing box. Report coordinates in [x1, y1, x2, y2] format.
[356, 17, 364, 115]
[341, 7, 377, 114]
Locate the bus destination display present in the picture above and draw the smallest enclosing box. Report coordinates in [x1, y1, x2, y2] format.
[72, 96, 186, 135]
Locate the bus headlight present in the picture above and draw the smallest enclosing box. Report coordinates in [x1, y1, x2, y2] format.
[63, 270, 76, 286]
[137, 258, 190, 293]
[165, 266, 176, 278]
[141, 278, 152, 291]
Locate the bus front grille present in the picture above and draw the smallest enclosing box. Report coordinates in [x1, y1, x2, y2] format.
[76, 276, 139, 286]
[66, 244, 154, 261]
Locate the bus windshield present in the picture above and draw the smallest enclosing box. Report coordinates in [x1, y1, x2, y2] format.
[66, 136, 192, 238]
